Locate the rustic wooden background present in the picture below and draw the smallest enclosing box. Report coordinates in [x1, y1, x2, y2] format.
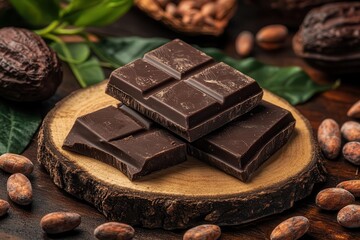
[1, 2, 359, 239]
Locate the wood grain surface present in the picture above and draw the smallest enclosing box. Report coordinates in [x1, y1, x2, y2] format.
[0, 2, 359, 239]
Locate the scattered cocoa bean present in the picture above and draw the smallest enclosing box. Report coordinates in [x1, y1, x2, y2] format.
[270, 216, 309, 240]
[7, 173, 32, 205]
[348, 100, 360, 118]
[0, 199, 10, 217]
[317, 118, 341, 159]
[316, 188, 355, 210]
[337, 180, 360, 197]
[343, 142, 360, 165]
[183, 224, 221, 240]
[256, 24, 288, 50]
[236, 31, 254, 57]
[341, 121, 360, 142]
[337, 204, 360, 228]
[40, 212, 81, 234]
[0, 153, 34, 175]
[94, 222, 135, 240]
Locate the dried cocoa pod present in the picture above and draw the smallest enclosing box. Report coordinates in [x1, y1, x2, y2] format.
[40, 212, 81, 234]
[341, 121, 360, 142]
[7, 173, 32, 205]
[0, 153, 34, 175]
[0, 27, 62, 102]
[270, 216, 309, 240]
[337, 180, 360, 197]
[236, 31, 254, 57]
[317, 119, 341, 159]
[343, 142, 360, 165]
[94, 222, 135, 240]
[183, 224, 221, 240]
[0, 199, 10, 217]
[316, 188, 355, 211]
[293, 2, 360, 73]
[337, 204, 360, 228]
[348, 100, 360, 118]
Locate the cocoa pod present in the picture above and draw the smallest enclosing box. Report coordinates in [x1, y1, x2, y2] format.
[183, 224, 221, 240]
[236, 31, 254, 57]
[316, 188, 355, 210]
[341, 121, 360, 142]
[0, 153, 34, 175]
[348, 100, 360, 118]
[7, 173, 32, 205]
[0, 27, 62, 102]
[0, 199, 10, 217]
[343, 142, 360, 165]
[337, 204, 360, 228]
[293, 2, 360, 74]
[94, 222, 135, 240]
[317, 118, 341, 159]
[337, 180, 360, 197]
[270, 216, 309, 240]
[40, 212, 81, 234]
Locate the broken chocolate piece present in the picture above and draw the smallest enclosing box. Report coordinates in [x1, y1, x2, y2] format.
[188, 101, 296, 182]
[62, 105, 187, 180]
[106, 39, 263, 142]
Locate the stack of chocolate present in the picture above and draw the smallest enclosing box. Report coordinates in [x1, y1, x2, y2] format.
[63, 39, 296, 182]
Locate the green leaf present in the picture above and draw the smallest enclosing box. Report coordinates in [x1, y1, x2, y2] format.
[51, 42, 90, 64]
[61, 0, 133, 27]
[8, 0, 59, 26]
[73, 57, 105, 87]
[94, 37, 338, 105]
[0, 101, 42, 155]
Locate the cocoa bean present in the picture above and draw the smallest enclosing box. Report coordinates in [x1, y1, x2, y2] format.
[7, 173, 32, 205]
[316, 188, 355, 210]
[40, 212, 81, 234]
[348, 100, 360, 118]
[0, 153, 34, 175]
[341, 121, 360, 142]
[215, 0, 235, 20]
[155, 0, 169, 8]
[337, 204, 360, 228]
[183, 224, 221, 240]
[317, 118, 341, 159]
[337, 180, 360, 197]
[165, 3, 177, 16]
[178, 1, 196, 14]
[236, 31, 254, 57]
[191, 12, 204, 26]
[270, 216, 309, 240]
[201, 2, 216, 17]
[256, 24, 288, 50]
[94, 222, 135, 240]
[0, 199, 10, 217]
[343, 142, 360, 165]
[0, 27, 62, 102]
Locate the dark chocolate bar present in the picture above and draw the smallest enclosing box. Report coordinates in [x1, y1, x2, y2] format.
[188, 101, 296, 182]
[106, 39, 263, 142]
[62, 105, 187, 180]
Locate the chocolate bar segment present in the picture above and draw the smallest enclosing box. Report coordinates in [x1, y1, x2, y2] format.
[188, 101, 296, 182]
[62, 105, 187, 180]
[107, 39, 263, 142]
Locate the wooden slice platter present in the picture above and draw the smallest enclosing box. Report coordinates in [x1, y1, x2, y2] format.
[38, 81, 326, 230]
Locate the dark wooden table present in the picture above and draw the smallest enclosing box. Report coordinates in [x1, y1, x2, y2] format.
[1, 3, 360, 240]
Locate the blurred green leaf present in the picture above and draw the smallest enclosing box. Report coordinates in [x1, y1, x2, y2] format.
[73, 57, 105, 87]
[61, 0, 133, 27]
[94, 37, 337, 105]
[0, 101, 41, 154]
[51, 42, 90, 64]
[8, 0, 59, 26]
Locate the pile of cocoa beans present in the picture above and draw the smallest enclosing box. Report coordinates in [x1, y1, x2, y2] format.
[155, 0, 235, 28]
[236, 24, 288, 57]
